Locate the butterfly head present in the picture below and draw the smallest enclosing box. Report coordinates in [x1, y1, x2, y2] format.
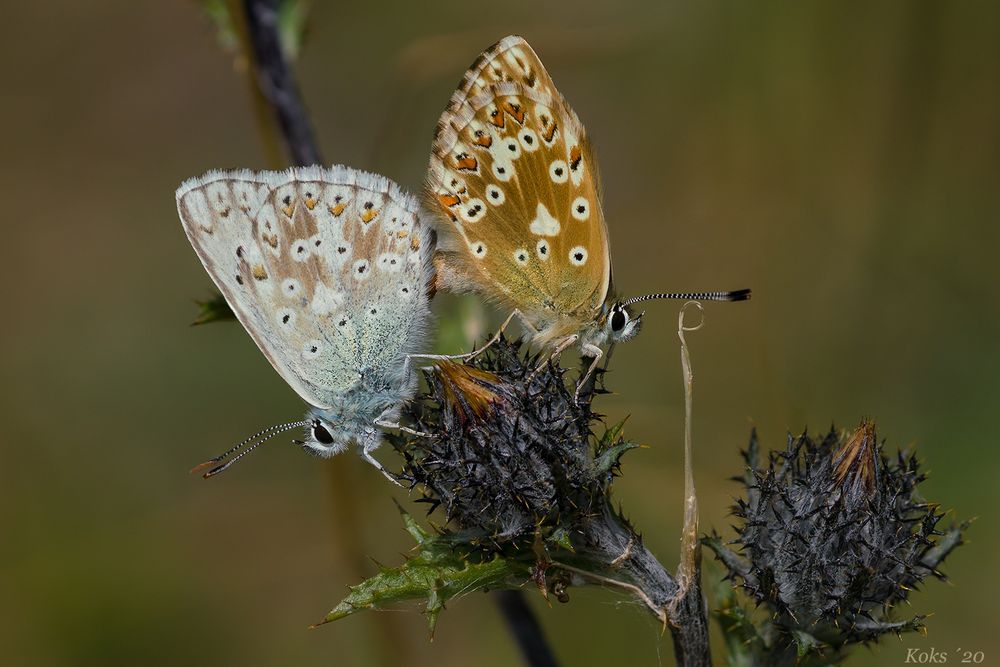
[604, 301, 644, 344]
[301, 413, 351, 457]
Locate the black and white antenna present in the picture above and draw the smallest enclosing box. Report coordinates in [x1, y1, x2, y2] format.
[622, 289, 751, 307]
[191, 420, 308, 478]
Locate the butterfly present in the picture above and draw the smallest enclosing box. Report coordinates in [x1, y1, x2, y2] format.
[176, 165, 434, 481]
[426, 36, 750, 392]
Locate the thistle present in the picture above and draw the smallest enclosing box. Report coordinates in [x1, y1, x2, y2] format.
[705, 420, 968, 665]
[320, 338, 680, 634]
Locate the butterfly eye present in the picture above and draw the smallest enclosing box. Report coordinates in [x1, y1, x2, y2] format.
[312, 421, 335, 445]
[611, 308, 627, 332]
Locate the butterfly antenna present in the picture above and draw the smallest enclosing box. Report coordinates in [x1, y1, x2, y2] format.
[622, 289, 751, 307]
[191, 420, 307, 478]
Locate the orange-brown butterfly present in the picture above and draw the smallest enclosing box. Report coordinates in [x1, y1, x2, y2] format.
[426, 36, 749, 392]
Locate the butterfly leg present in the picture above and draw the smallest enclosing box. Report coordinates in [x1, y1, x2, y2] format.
[574, 343, 605, 403]
[374, 417, 432, 439]
[463, 308, 539, 360]
[373, 404, 431, 438]
[527, 334, 580, 383]
[360, 428, 403, 486]
[404, 309, 535, 367]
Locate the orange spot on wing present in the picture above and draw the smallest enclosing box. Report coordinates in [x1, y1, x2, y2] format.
[251, 265, 268, 281]
[438, 193, 461, 208]
[569, 145, 582, 170]
[361, 208, 379, 223]
[501, 101, 525, 124]
[489, 108, 505, 128]
[281, 205, 295, 218]
[473, 131, 493, 148]
[543, 121, 558, 143]
[305, 198, 317, 210]
[410, 236, 421, 251]
[455, 153, 478, 171]
[328, 203, 346, 217]
[397, 230, 409, 239]
[262, 233, 278, 248]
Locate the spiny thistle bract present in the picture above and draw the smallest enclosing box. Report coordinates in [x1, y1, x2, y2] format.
[705, 420, 968, 663]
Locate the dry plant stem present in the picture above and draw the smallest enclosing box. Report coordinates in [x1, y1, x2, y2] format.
[675, 302, 702, 595]
[669, 303, 711, 666]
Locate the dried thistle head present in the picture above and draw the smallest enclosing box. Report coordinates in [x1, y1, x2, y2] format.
[707, 420, 968, 651]
[395, 337, 622, 546]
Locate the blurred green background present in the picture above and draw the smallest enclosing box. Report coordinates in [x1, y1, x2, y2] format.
[2, 1, 997, 665]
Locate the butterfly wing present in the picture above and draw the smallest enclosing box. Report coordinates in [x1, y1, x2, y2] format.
[177, 166, 433, 410]
[428, 35, 610, 337]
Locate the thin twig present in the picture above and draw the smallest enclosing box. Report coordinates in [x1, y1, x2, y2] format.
[242, 0, 322, 166]
[493, 590, 560, 667]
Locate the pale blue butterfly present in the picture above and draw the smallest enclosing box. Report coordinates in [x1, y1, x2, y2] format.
[176, 165, 434, 481]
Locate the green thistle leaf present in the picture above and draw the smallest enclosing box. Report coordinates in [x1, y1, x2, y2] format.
[317, 510, 531, 636]
[191, 292, 235, 326]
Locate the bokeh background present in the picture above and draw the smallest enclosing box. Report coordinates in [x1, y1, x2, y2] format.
[3, 2, 998, 665]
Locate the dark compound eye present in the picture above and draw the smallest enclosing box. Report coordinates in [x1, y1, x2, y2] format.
[312, 422, 334, 445]
[611, 309, 627, 332]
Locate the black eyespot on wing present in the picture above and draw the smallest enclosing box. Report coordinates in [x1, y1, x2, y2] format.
[312, 423, 334, 445]
[611, 309, 627, 332]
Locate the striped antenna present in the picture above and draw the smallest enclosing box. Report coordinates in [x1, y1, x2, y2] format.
[622, 289, 751, 307]
[191, 420, 308, 478]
